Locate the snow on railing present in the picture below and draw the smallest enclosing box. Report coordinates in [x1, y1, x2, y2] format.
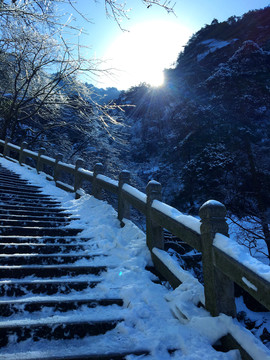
[0, 137, 269, 358]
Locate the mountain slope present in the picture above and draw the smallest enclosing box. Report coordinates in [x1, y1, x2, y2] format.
[115, 6, 270, 261]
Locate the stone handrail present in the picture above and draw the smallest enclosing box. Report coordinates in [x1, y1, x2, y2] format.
[1, 139, 269, 335]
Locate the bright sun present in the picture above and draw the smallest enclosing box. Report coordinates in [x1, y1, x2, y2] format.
[101, 20, 191, 90]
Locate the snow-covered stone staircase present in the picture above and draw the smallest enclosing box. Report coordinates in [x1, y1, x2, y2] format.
[0, 160, 255, 360]
[0, 164, 149, 359]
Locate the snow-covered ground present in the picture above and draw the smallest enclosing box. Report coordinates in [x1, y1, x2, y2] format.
[0, 157, 269, 360]
[197, 38, 238, 62]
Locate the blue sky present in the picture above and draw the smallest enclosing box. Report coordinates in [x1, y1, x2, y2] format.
[66, 0, 270, 89]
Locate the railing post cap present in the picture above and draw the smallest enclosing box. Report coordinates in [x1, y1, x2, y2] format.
[39, 147, 46, 154]
[56, 153, 63, 161]
[5, 137, 10, 142]
[94, 163, 103, 173]
[199, 200, 227, 220]
[119, 170, 130, 180]
[75, 158, 84, 167]
[21, 141, 28, 147]
[146, 180, 162, 193]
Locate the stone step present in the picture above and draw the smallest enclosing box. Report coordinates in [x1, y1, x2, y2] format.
[0, 253, 104, 266]
[0, 166, 20, 172]
[0, 264, 107, 278]
[0, 171, 27, 182]
[0, 178, 39, 188]
[0, 219, 73, 228]
[0, 278, 101, 297]
[0, 179, 41, 187]
[0, 198, 61, 206]
[0, 317, 123, 347]
[0, 236, 91, 244]
[0, 226, 82, 237]
[0, 243, 87, 254]
[0, 187, 49, 194]
[0, 215, 77, 222]
[0, 184, 46, 191]
[0, 193, 55, 200]
[0, 209, 72, 217]
[0, 166, 21, 173]
[0, 348, 149, 360]
[0, 169, 28, 177]
[0, 297, 123, 317]
[0, 183, 42, 192]
[0, 204, 64, 212]
[0, 171, 22, 177]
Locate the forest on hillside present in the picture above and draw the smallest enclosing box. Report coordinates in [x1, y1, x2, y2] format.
[116, 6, 270, 262]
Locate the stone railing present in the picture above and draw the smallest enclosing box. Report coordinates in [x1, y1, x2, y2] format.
[1, 138, 269, 359]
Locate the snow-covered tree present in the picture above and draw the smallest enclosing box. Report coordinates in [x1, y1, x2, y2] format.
[0, 0, 174, 140]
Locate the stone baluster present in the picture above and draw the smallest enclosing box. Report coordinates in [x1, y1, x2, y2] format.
[19, 141, 28, 165]
[146, 180, 164, 251]
[118, 170, 131, 226]
[36, 147, 45, 173]
[92, 163, 104, 200]
[74, 158, 84, 199]
[199, 200, 236, 317]
[3, 137, 11, 158]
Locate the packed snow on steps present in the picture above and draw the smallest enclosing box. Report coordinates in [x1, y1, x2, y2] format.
[0, 157, 269, 360]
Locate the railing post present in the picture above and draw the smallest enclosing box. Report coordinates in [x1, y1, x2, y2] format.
[92, 163, 104, 200]
[3, 137, 10, 158]
[36, 147, 45, 173]
[118, 170, 131, 227]
[74, 158, 84, 199]
[199, 200, 236, 317]
[53, 153, 63, 182]
[146, 180, 164, 251]
[19, 141, 27, 165]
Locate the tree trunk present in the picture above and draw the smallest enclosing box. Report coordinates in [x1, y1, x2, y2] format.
[0, 118, 9, 139]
